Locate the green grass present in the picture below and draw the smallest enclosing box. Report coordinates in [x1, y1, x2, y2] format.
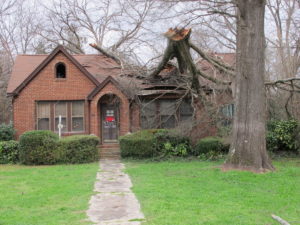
[0, 163, 99, 225]
[125, 159, 300, 225]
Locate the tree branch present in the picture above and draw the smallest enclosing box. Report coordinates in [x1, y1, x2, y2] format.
[271, 214, 290, 225]
[196, 69, 231, 85]
[189, 42, 235, 76]
[265, 78, 300, 85]
[89, 43, 121, 65]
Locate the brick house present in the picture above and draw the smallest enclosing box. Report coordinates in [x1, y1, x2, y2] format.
[7, 45, 234, 143]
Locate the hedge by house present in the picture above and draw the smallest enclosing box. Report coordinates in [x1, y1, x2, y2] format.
[0, 123, 15, 141]
[194, 136, 229, 155]
[154, 130, 192, 157]
[19, 130, 59, 165]
[119, 130, 158, 158]
[119, 129, 192, 158]
[58, 135, 99, 164]
[0, 140, 19, 164]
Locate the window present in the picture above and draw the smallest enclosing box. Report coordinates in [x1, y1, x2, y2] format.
[220, 103, 234, 126]
[55, 102, 67, 133]
[179, 100, 193, 122]
[220, 104, 234, 118]
[141, 101, 157, 129]
[37, 102, 50, 130]
[160, 100, 176, 129]
[36, 101, 85, 133]
[72, 101, 84, 132]
[140, 99, 193, 129]
[56, 63, 66, 78]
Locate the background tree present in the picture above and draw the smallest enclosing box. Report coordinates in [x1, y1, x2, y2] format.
[0, 0, 41, 123]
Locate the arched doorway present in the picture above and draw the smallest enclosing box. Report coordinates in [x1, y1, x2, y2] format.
[98, 94, 120, 143]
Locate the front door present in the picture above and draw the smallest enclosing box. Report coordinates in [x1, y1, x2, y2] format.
[101, 105, 119, 142]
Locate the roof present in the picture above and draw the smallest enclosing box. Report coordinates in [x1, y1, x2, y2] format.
[7, 45, 235, 98]
[196, 53, 235, 70]
[196, 52, 235, 87]
[7, 46, 122, 95]
[87, 76, 130, 100]
[134, 52, 235, 92]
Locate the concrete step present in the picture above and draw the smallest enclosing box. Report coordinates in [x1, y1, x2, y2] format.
[100, 148, 119, 151]
[100, 143, 120, 148]
[99, 154, 120, 159]
[100, 147, 120, 150]
[100, 151, 120, 154]
[100, 154, 120, 158]
[99, 145, 121, 159]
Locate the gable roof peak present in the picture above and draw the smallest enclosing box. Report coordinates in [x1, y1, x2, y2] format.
[9, 45, 100, 96]
[87, 76, 130, 100]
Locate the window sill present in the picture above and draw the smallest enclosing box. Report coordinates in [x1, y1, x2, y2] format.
[56, 131, 88, 136]
[55, 78, 67, 82]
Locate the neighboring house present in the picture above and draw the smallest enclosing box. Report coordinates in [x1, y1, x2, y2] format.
[7, 45, 234, 142]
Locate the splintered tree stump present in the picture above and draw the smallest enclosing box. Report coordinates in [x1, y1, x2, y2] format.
[149, 28, 233, 93]
[150, 28, 201, 93]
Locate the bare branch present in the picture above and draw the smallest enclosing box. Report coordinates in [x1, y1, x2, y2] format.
[271, 214, 291, 225]
[89, 43, 121, 65]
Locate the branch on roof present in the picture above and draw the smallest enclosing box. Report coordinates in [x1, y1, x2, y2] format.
[89, 43, 121, 65]
[196, 69, 231, 85]
[148, 41, 175, 78]
[189, 42, 235, 76]
[149, 28, 234, 95]
[149, 28, 202, 93]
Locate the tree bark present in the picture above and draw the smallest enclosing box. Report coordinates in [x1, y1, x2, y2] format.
[149, 28, 202, 93]
[224, 0, 274, 172]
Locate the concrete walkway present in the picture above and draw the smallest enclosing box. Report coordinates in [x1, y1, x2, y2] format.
[86, 159, 145, 225]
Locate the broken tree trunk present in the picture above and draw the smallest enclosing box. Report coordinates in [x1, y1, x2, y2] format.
[149, 28, 233, 91]
[150, 28, 201, 93]
[223, 0, 274, 172]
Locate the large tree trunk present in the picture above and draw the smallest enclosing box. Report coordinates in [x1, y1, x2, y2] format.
[224, 0, 274, 172]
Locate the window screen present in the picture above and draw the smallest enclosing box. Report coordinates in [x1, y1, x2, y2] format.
[55, 102, 67, 132]
[159, 100, 176, 128]
[220, 104, 234, 118]
[179, 100, 193, 121]
[141, 101, 157, 129]
[37, 102, 50, 130]
[72, 101, 84, 132]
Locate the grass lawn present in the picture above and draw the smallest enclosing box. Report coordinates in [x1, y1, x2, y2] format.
[125, 159, 300, 225]
[0, 163, 99, 225]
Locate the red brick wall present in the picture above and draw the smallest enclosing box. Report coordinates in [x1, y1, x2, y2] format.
[90, 81, 130, 143]
[130, 102, 140, 132]
[13, 52, 96, 138]
[188, 91, 233, 143]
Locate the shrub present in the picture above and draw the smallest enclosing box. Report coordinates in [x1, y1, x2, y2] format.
[198, 151, 225, 161]
[194, 136, 228, 156]
[58, 135, 100, 164]
[119, 129, 192, 158]
[0, 140, 19, 164]
[119, 130, 159, 158]
[153, 130, 191, 157]
[19, 130, 59, 165]
[0, 123, 15, 141]
[267, 119, 299, 153]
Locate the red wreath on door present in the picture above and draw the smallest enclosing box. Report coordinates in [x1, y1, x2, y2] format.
[106, 116, 115, 122]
